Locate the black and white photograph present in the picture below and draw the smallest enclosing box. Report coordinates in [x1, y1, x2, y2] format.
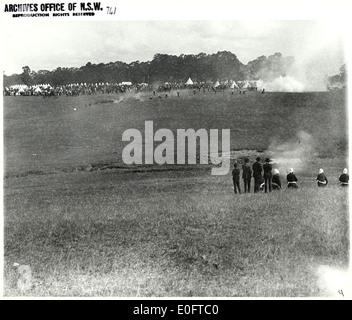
[1, 0, 351, 300]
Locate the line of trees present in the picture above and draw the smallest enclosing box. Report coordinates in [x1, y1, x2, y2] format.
[4, 51, 295, 87]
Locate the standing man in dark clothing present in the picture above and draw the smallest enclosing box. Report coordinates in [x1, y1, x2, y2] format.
[252, 157, 263, 193]
[242, 158, 252, 193]
[232, 163, 241, 194]
[263, 158, 272, 193]
[287, 168, 298, 189]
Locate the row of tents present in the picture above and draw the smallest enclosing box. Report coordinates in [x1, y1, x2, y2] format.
[185, 78, 263, 89]
[5, 79, 264, 95]
[6, 84, 53, 94]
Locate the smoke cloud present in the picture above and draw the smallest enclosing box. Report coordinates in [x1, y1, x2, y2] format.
[259, 21, 345, 92]
[268, 131, 316, 174]
[113, 91, 150, 103]
[262, 76, 305, 92]
[259, 52, 341, 93]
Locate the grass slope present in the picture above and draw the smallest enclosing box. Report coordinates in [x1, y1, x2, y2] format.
[3, 90, 349, 297]
[4, 90, 347, 175]
[4, 170, 349, 296]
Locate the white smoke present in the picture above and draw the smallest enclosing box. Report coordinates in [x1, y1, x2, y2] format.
[259, 21, 345, 93]
[113, 97, 124, 103]
[113, 91, 149, 103]
[262, 76, 305, 92]
[268, 131, 316, 174]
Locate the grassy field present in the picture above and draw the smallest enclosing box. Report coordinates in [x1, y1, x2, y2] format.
[3, 89, 349, 297]
[3, 90, 347, 175]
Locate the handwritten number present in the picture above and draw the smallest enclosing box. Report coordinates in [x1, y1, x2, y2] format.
[106, 6, 117, 15]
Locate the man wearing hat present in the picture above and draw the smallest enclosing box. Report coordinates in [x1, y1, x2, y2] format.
[316, 168, 328, 187]
[252, 156, 263, 193]
[272, 169, 282, 190]
[339, 168, 349, 187]
[232, 163, 241, 194]
[287, 168, 298, 189]
[242, 158, 252, 193]
[263, 158, 273, 193]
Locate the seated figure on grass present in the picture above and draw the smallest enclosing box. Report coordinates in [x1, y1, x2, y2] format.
[287, 168, 298, 189]
[316, 168, 328, 187]
[339, 168, 349, 187]
[272, 169, 282, 190]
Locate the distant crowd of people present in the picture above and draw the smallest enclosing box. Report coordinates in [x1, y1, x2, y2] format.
[4, 80, 261, 97]
[3, 82, 140, 97]
[231, 157, 349, 194]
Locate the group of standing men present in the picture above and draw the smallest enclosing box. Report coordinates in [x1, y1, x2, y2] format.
[231, 157, 349, 194]
[232, 157, 279, 194]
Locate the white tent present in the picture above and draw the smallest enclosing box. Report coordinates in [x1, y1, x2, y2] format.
[230, 81, 239, 89]
[186, 78, 193, 85]
[241, 81, 251, 89]
[214, 81, 220, 88]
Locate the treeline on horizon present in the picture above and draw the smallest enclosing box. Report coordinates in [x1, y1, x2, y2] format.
[3, 50, 346, 87]
[3, 51, 295, 87]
